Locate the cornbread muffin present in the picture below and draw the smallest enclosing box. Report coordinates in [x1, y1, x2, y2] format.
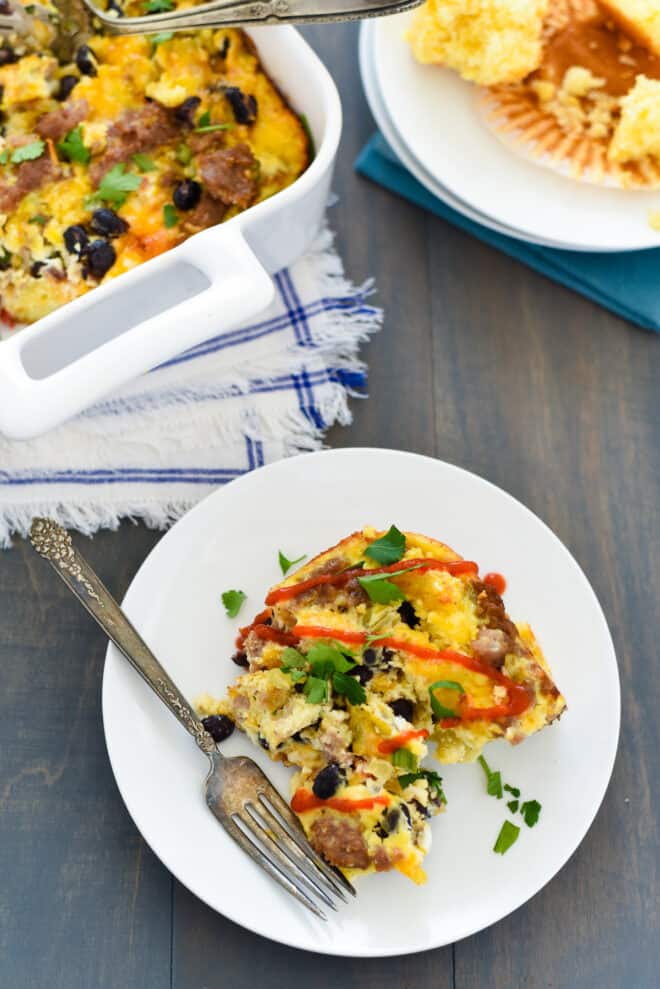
[408, 0, 550, 85]
[200, 527, 565, 882]
[609, 74, 660, 162]
[599, 0, 660, 56]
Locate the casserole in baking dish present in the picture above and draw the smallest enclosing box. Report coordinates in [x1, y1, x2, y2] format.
[0, 23, 341, 439]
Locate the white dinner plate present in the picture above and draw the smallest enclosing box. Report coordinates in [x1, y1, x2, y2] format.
[369, 12, 660, 253]
[359, 24, 573, 250]
[102, 448, 620, 957]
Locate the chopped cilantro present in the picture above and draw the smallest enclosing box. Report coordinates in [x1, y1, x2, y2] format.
[28, 214, 47, 225]
[132, 152, 157, 172]
[357, 565, 421, 604]
[193, 123, 233, 134]
[507, 799, 519, 814]
[11, 141, 45, 165]
[364, 524, 406, 565]
[332, 671, 365, 705]
[392, 747, 417, 770]
[0, 149, 9, 164]
[163, 203, 178, 228]
[493, 820, 520, 855]
[221, 589, 246, 618]
[398, 768, 446, 803]
[477, 755, 503, 799]
[429, 679, 465, 721]
[144, 0, 174, 9]
[280, 646, 307, 671]
[56, 126, 90, 165]
[278, 549, 307, 575]
[289, 668, 307, 683]
[150, 31, 173, 47]
[303, 676, 327, 704]
[97, 164, 141, 207]
[520, 799, 541, 828]
[504, 784, 520, 799]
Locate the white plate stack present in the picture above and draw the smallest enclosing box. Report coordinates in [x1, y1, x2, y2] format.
[360, 13, 660, 253]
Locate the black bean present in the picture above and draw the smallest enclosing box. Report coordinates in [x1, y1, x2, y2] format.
[381, 648, 395, 668]
[0, 248, 10, 270]
[218, 36, 230, 59]
[63, 224, 89, 256]
[75, 45, 97, 77]
[85, 240, 116, 279]
[312, 762, 343, 800]
[363, 648, 377, 666]
[174, 95, 201, 127]
[30, 261, 45, 278]
[398, 600, 420, 628]
[389, 698, 414, 723]
[90, 208, 128, 238]
[202, 714, 234, 743]
[173, 179, 201, 211]
[231, 650, 248, 668]
[258, 735, 270, 750]
[412, 798, 431, 820]
[224, 86, 258, 125]
[56, 75, 79, 101]
[400, 803, 412, 825]
[106, 0, 124, 13]
[385, 808, 400, 832]
[348, 664, 373, 685]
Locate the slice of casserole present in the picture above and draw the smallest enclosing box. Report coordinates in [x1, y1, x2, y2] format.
[198, 526, 565, 883]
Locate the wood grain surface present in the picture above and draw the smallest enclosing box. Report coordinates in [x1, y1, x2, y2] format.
[1, 22, 658, 989]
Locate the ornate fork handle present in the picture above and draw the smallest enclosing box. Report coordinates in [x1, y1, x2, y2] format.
[30, 518, 217, 757]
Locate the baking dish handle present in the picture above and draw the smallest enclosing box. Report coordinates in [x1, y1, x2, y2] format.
[0, 224, 274, 440]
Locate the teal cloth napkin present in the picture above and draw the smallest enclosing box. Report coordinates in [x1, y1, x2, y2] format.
[356, 134, 660, 334]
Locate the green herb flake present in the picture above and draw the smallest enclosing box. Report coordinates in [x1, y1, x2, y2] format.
[503, 784, 521, 799]
[28, 214, 48, 225]
[11, 140, 45, 165]
[197, 110, 211, 128]
[493, 820, 520, 855]
[364, 524, 406, 565]
[221, 589, 246, 618]
[56, 126, 90, 165]
[278, 549, 307, 575]
[280, 646, 307, 672]
[163, 203, 178, 228]
[303, 676, 327, 705]
[357, 565, 421, 604]
[150, 31, 173, 47]
[176, 143, 192, 166]
[477, 755, 503, 799]
[306, 642, 355, 676]
[429, 679, 465, 722]
[193, 123, 233, 135]
[132, 152, 157, 172]
[144, 0, 174, 10]
[520, 799, 542, 828]
[392, 747, 417, 770]
[97, 164, 142, 207]
[332, 671, 366, 705]
[398, 768, 446, 803]
[0, 149, 9, 164]
[507, 799, 519, 814]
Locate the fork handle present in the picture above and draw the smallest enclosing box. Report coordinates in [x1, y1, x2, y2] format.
[30, 518, 217, 757]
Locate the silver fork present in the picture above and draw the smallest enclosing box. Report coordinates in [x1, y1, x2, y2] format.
[29, 517, 355, 920]
[0, 0, 424, 63]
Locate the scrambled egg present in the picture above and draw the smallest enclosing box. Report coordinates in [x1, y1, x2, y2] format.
[198, 527, 566, 884]
[0, 14, 309, 325]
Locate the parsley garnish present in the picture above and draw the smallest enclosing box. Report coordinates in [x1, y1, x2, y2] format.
[392, 747, 417, 770]
[144, 0, 174, 10]
[303, 676, 327, 704]
[504, 784, 520, 799]
[281, 646, 306, 671]
[163, 203, 178, 228]
[493, 820, 520, 855]
[364, 524, 406, 565]
[28, 214, 47, 225]
[429, 680, 465, 721]
[520, 799, 541, 828]
[280, 640, 365, 705]
[56, 126, 90, 165]
[97, 164, 141, 207]
[332, 670, 366, 705]
[357, 565, 421, 604]
[132, 152, 157, 172]
[398, 768, 446, 803]
[11, 140, 45, 165]
[197, 110, 211, 128]
[221, 589, 246, 618]
[278, 549, 307, 575]
[478, 754, 503, 799]
[507, 799, 519, 813]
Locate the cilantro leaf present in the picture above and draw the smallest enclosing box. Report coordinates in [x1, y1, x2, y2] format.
[493, 820, 520, 855]
[151, 31, 173, 47]
[357, 564, 422, 604]
[429, 679, 465, 721]
[0, 149, 9, 164]
[132, 152, 157, 172]
[221, 589, 246, 618]
[306, 642, 355, 674]
[193, 123, 233, 134]
[507, 799, 519, 813]
[56, 126, 90, 165]
[398, 768, 446, 803]
[304, 676, 327, 704]
[280, 646, 307, 671]
[392, 747, 417, 770]
[477, 755, 503, 799]
[28, 214, 47, 225]
[163, 203, 178, 228]
[289, 668, 307, 683]
[197, 110, 211, 128]
[364, 525, 406, 565]
[520, 799, 541, 828]
[504, 784, 520, 799]
[97, 164, 141, 206]
[11, 140, 45, 165]
[278, 549, 307, 575]
[332, 671, 366, 705]
[144, 0, 174, 9]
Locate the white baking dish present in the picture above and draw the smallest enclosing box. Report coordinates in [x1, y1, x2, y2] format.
[0, 26, 342, 440]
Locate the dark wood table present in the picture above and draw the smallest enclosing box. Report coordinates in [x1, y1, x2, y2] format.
[2, 23, 658, 989]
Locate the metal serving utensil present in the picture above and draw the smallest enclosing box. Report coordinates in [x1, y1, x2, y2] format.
[0, 0, 424, 63]
[29, 517, 355, 920]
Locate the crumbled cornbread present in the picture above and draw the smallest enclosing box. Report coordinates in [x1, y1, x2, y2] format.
[407, 0, 549, 86]
[609, 74, 660, 162]
[599, 0, 660, 58]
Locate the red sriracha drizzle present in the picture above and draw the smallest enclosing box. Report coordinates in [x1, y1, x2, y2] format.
[235, 609, 298, 649]
[377, 729, 429, 754]
[291, 790, 390, 814]
[292, 626, 531, 724]
[483, 572, 506, 595]
[265, 557, 479, 606]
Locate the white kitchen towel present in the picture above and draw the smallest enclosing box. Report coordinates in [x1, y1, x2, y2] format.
[0, 226, 381, 547]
